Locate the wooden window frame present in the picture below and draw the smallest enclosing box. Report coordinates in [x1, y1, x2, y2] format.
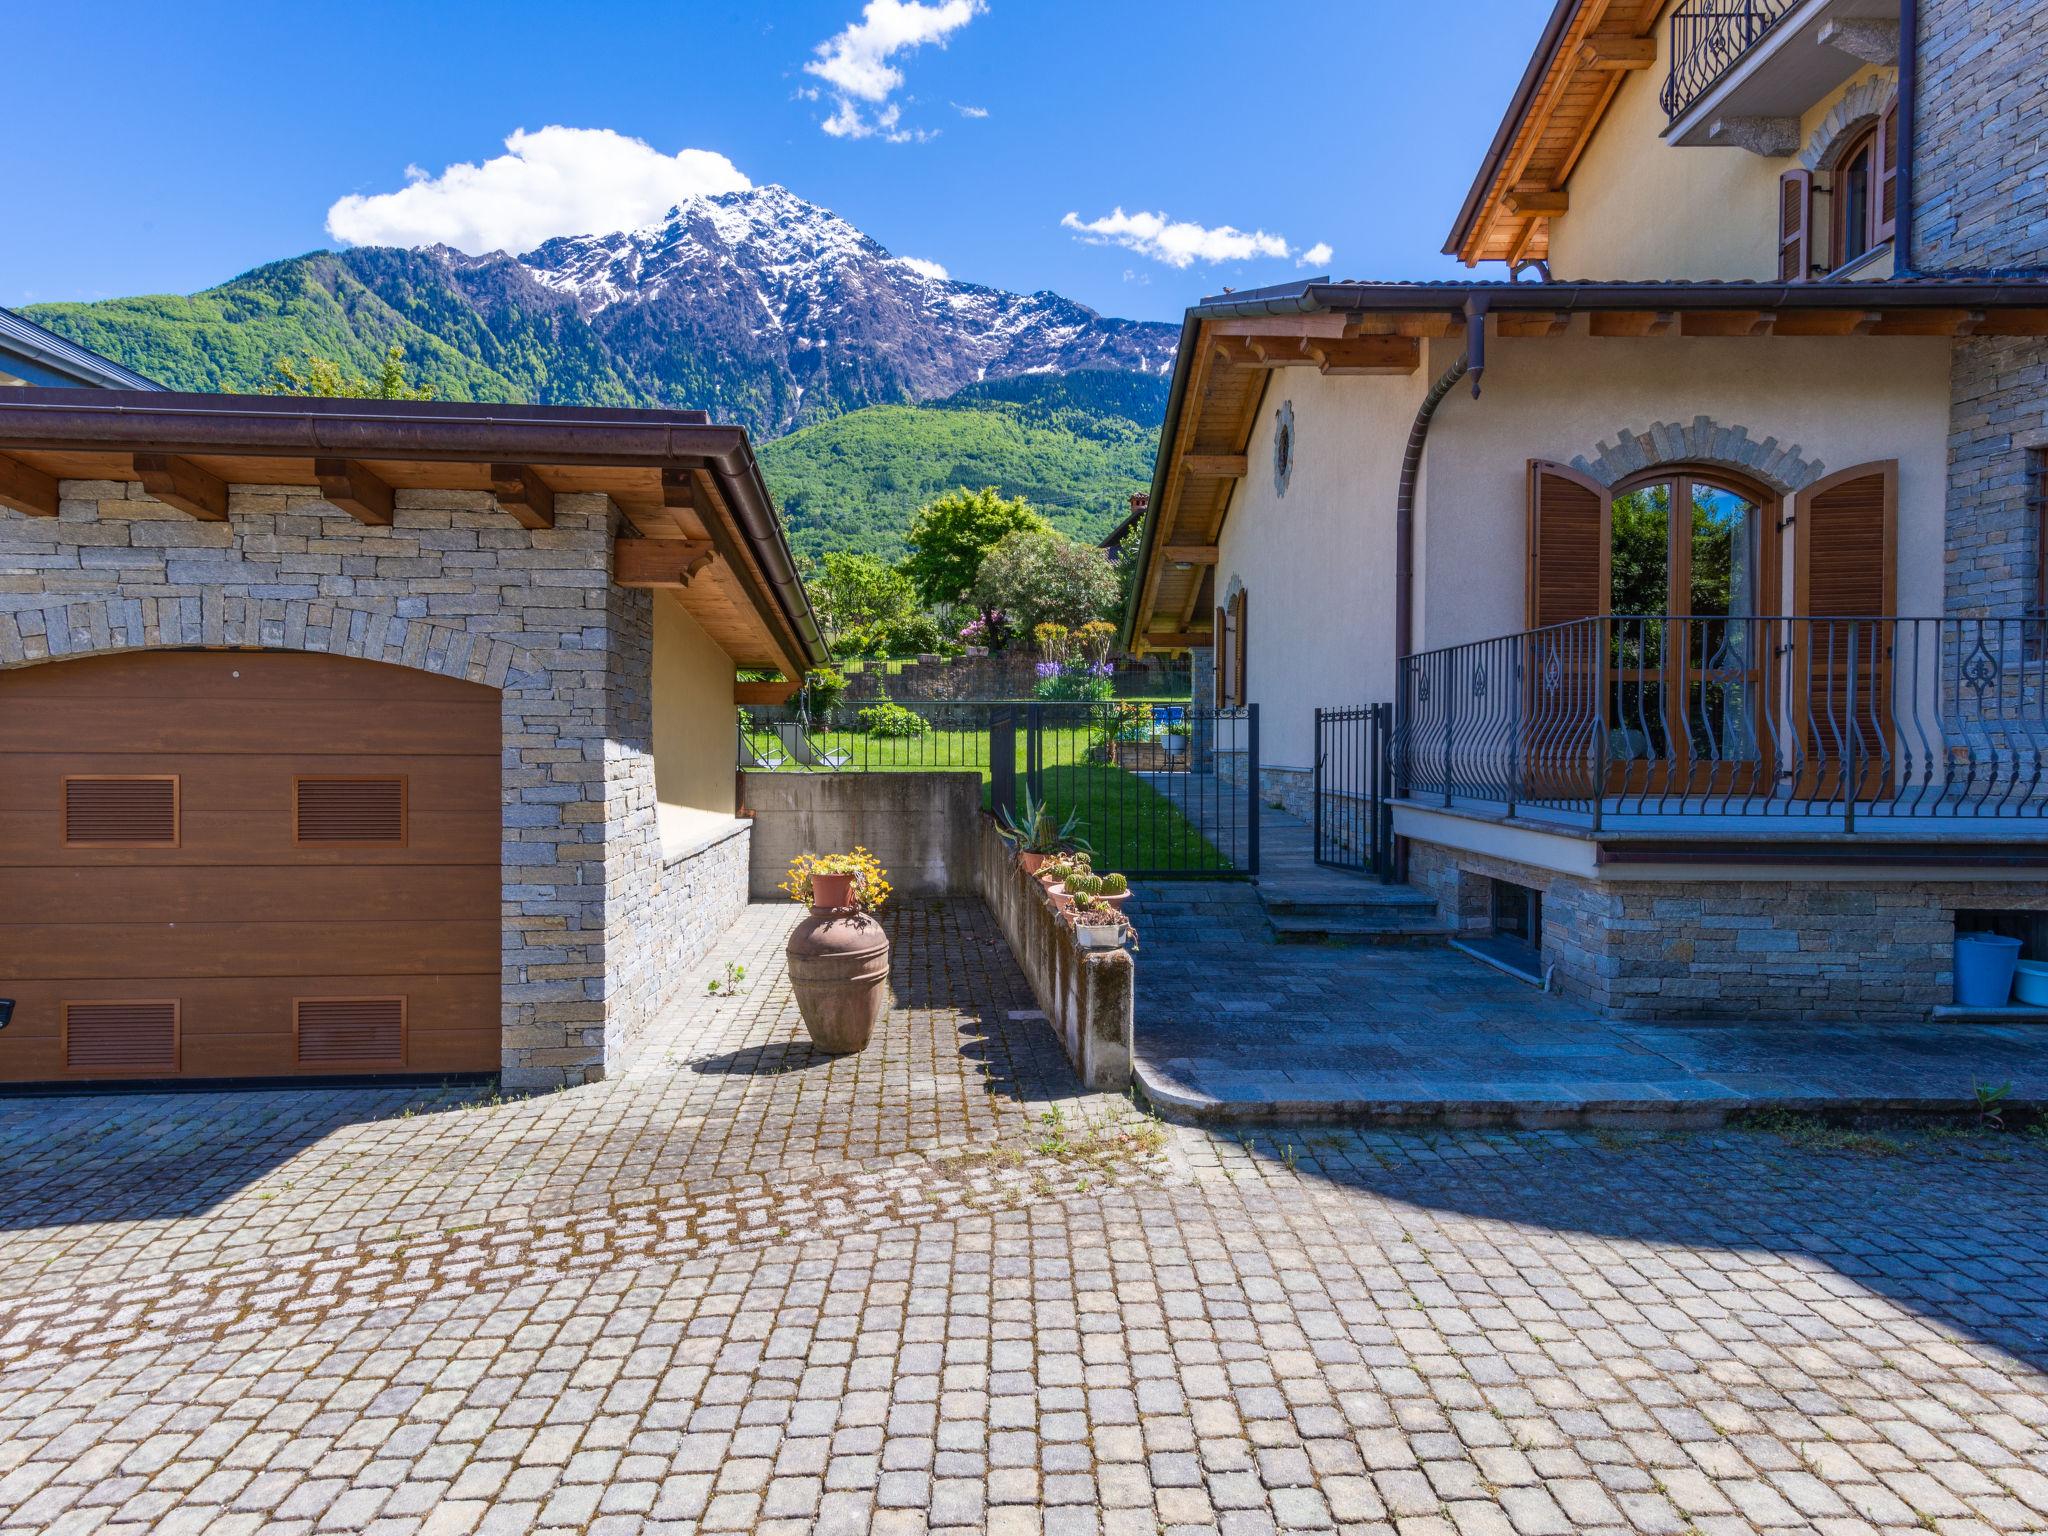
[1830, 125, 1880, 271]
[61, 999, 182, 1077]
[293, 995, 409, 1070]
[61, 774, 181, 849]
[293, 774, 410, 848]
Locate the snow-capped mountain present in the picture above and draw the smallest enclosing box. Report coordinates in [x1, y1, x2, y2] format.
[432, 185, 1178, 436]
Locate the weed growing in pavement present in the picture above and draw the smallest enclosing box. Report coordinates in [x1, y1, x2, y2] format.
[706, 962, 747, 997]
[1974, 1080, 2012, 1129]
[1747, 1109, 1905, 1156]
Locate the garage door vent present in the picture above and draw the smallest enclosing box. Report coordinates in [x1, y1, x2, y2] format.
[64, 776, 179, 846]
[296, 777, 406, 844]
[296, 997, 406, 1067]
[63, 1000, 179, 1074]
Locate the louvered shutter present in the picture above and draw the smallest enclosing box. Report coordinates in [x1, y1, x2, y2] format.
[1526, 463, 1610, 629]
[296, 777, 407, 845]
[1794, 462, 1896, 800]
[1778, 168, 1814, 281]
[1232, 589, 1248, 707]
[1213, 604, 1229, 708]
[1876, 100, 1899, 244]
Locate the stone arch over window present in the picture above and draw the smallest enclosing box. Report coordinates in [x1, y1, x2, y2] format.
[1799, 74, 1898, 173]
[1569, 417, 1825, 496]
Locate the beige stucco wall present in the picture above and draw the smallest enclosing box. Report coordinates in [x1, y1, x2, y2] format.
[1413, 325, 1952, 650]
[652, 594, 738, 851]
[1545, 6, 1895, 285]
[1212, 365, 1428, 770]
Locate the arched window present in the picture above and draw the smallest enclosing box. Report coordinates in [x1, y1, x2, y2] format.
[1833, 125, 1878, 268]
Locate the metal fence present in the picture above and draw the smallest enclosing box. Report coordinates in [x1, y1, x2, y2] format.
[1398, 615, 2048, 828]
[1659, 0, 1800, 120]
[738, 697, 1260, 877]
[1313, 704, 1395, 879]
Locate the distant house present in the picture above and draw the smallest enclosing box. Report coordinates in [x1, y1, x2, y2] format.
[0, 305, 162, 390]
[1122, 0, 2048, 1021]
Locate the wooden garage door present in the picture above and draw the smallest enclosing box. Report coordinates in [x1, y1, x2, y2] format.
[0, 651, 501, 1083]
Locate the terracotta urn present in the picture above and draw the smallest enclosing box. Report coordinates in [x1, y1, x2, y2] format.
[786, 905, 890, 1052]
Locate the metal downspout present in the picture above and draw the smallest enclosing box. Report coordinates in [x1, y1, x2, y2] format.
[1390, 296, 1487, 880]
[1896, 0, 1919, 272]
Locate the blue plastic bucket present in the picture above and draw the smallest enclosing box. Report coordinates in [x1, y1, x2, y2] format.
[1954, 932, 2022, 1007]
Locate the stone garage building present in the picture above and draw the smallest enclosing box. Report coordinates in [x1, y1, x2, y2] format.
[0, 389, 825, 1090]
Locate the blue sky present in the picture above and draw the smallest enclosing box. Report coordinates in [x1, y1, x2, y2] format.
[3, 1, 1545, 323]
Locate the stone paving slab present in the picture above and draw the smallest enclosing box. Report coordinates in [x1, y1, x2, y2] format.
[1133, 882, 2048, 1126]
[3, 897, 2048, 1534]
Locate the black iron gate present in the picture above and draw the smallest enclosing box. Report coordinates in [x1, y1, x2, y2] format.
[1313, 704, 1394, 878]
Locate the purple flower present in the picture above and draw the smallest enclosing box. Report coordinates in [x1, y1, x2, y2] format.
[1034, 661, 1061, 679]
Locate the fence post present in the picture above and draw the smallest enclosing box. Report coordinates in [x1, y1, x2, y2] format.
[1376, 701, 1395, 883]
[991, 706, 1017, 820]
[1025, 702, 1044, 803]
[1845, 622, 1859, 833]
[1246, 704, 1261, 877]
[1312, 708, 1324, 866]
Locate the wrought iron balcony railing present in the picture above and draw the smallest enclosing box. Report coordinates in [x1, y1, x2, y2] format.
[1660, 0, 1802, 122]
[1397, 616, 2048, 830]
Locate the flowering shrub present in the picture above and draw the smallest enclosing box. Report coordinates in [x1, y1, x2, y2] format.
[857, 699, 928, 737]
[1034, 658, 1115, 701]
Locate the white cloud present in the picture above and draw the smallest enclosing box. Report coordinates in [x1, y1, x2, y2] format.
[326, 127, 753, 253]
[1297, 241, 1335, 269]
[1061, 207, 1326, 270]
[951, 101, 989, 118]
[806, 0, 985, 141]
[896, 256, 950, 280]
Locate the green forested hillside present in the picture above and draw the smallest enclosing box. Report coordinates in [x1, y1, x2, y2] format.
[760, 372, 1167, 561]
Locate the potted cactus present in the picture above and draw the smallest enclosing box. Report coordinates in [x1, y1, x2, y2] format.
[1067, 893, 1135, 951]
[1096, 872, 1130, 910]
[997, 788, 1090, 874]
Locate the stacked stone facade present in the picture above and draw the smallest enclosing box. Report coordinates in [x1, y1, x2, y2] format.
[0, 480, 746, 1090]
[1409, 840, 2048, 1020]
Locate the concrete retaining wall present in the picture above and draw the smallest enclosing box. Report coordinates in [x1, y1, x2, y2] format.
[740, 771, 984, 899]
[973, 816, 1134, 1091]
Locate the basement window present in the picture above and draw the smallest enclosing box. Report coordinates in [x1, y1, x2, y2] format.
[1452, 877, 1546, 985]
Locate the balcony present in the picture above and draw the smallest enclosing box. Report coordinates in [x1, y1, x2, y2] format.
[1661, 0, 1899, 151]
[1396, 616, 2048, 842]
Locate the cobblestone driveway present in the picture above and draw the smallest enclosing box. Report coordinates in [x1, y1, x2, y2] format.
[3, 900, 2048, 1535]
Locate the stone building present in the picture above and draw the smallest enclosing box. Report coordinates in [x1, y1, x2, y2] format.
[0, 390, 825, 1088]
[1122, 0, 2048, 1019]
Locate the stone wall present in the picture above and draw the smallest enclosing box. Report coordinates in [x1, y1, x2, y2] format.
[741, 770, 985, 899]
[1944, 338, 2048, 617]
[0, 479, 751, 1090]
[606, 821, 752, 1075]
[1912, 0, 2048, 275]
[1409, 839, 2048, 1019]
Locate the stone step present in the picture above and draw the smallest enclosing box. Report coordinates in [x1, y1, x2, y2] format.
[1267, 914, 1458, 947]
[1257, 886, 1438, 918]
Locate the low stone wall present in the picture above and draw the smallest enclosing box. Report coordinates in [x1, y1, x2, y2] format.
[603, 820, 752, 1077]
[1408, 838, 2048, 1020]
[740, 771, 984, 899]
[973, 816, 1134, 1090]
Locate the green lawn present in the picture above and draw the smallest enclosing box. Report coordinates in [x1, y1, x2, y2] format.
[739, 723, 1232, 875]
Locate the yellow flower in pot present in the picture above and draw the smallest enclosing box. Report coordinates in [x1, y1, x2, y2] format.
[780, 848, 893, 1053]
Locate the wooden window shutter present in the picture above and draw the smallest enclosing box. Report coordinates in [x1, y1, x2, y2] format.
[1214, 604, 1229, 708]
[295, 777, 407, 845]
[1795, 461, 1897, 618]
[63, 1000, 179, 1074]
[1876, 100, 1899, 243]
[63, 776, 179, 847]
[1232, 589, 1248, 707]
[1526, 463, 1611, 629]
[1778, 168, 1814, 281]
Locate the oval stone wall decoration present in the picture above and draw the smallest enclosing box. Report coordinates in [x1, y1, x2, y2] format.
[1273, 400, 1296, 498]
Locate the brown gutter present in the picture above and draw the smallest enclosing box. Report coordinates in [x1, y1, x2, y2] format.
[0, 388, 827, 668]
[1896, 0, 1919, 272]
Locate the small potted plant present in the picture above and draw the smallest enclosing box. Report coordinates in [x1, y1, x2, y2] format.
[780, 848, 894, 1053]
[1096, 872, 1130, 911]
[1062, 871, 1102, 912]
[997, 788, 1090, 875]
[1067, 893, 1135, 952]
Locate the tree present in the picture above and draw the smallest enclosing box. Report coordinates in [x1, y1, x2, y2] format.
[813, 552, 920, 638]
[970, 530, 1121, 640]
[271, 343, 434, 400]
[901, 486, 1050, 610]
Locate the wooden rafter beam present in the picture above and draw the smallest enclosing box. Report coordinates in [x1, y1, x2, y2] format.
[1868, 308, 1987, 336]
[1680, 310, 1777, 337]
[1181, 454, 1247, 478]
[0, 451, 58, 518]
[614, 537, 716, 588]
[1346, 312, 1462, 339]
[1771, 310, 1882, 337]
[490, 464, 556, 529]
[312, 457, 395, 526]
[1161, 544, 1220, 566]
[1139, 630, 1210, 653]
[133, 453, 228, 521]
[1244, 336, 1316, 367]
[1495, 311, 1573, 339]
[1133, 326, 1217, 644]
[663, 464, 810, 682]
[735, 679, 802, 706]
[1577, 34, 1656, 68]
[1588, 310, 1677, 338]
[1503, 183, 1569, 216]
[1307, 336, 1422, 375]
[1210, 313, 1349, 339]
